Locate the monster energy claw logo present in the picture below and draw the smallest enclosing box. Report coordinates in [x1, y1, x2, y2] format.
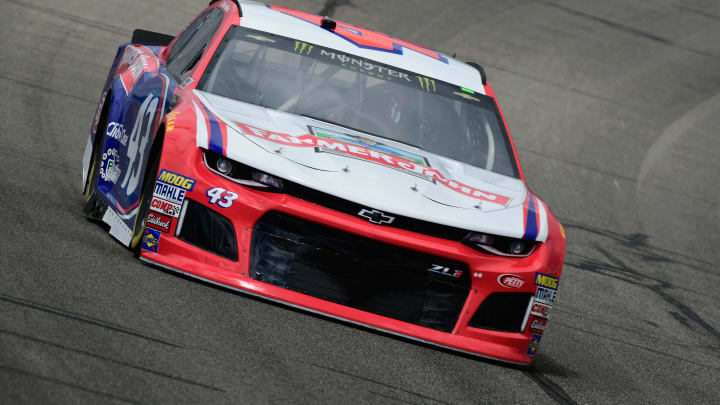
[294, 41, 314, 55]
[417, 76, 437, 93]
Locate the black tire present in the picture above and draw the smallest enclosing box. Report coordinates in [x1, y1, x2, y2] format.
[84, 91, 112, 199]
[129, 130, 164, 255]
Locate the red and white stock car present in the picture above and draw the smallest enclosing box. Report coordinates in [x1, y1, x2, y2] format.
[82, 0, 566, 364]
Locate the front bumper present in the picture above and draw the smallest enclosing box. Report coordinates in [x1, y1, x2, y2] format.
[141, 148, 561, 365]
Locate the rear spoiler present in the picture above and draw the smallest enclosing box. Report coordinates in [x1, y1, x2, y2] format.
[131, 29, 175, 47]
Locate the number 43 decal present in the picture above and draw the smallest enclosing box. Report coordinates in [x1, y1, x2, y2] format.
[207, 187, 238, 208]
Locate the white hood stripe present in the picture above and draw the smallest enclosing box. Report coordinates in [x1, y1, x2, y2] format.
[193, 100, 209, 150]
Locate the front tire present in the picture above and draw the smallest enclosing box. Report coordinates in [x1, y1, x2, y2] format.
[129, 132, 164, 255]
[84, 91, 112, 199]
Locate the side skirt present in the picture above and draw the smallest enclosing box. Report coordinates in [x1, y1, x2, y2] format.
[84, 191, 132, 246]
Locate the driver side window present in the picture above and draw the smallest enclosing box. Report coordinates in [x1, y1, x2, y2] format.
[167, 8, 224, 81]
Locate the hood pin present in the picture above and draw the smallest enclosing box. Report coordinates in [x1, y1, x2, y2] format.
[342, 165, 350, 173]
[410, 184, 418, 192]
[274, 147, 283, 154]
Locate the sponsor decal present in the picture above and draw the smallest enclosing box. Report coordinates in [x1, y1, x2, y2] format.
[207, 187, 238, 208]
[357, 208, 394, 225]
[530, 301, 551, 319]
[529, 318, 546, 334]
[146, 211, 172, 233]
[313, 126, 427, 166]
[106, 122, 129, 146]
[235, 122, 512, 206]
[454, 91, 479, 101]
[246, 34, 276, 43]
[115, 45, 158, 94]
[141, 227, 161, 253]
[157, 169, 196, 191]
[166, 111, 178, 132]
[319, 49, 412, 81]
[150, 196, 181, 217]
[219, 0, 230, 12]
[92, 92, 107, 134]
[153, 182, 186, 205]
[179, 77, 195, 89]
[100, 148, 121, 184]
[428, 264, 463, 278]
[417, 76, 437, 93]
[534, 287, 557, 305]
[293, 41, 314, 55]
[498, 274, 524, 288]
[534, 273, 559, 290]
[526, 333, 542, 356]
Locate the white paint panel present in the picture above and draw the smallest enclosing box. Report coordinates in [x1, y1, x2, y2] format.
[102, 207, 133, 246]
[535, 196, 549, 242]
[82, 135, 93, 189]
[193, 100, 209, 149]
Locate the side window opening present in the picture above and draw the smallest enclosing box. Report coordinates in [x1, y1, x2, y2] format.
[167, 8, 224, 80]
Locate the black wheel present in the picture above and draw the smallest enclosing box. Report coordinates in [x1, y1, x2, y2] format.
[129, 132, 164, 255]
[84, 91, 112, 199]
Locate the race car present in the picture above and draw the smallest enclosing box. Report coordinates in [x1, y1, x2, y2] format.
[82, 0, 566, 365]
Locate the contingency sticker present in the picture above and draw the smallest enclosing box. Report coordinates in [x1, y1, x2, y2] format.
[146, 211, 172, 233]
[526, 333, 542, 356]
[153, 169, 196, 206]
[149, 196, 181, 218]
[529, 318, 547, 334]
[141, 227, 161, 253]
[530, 301, 551, 319]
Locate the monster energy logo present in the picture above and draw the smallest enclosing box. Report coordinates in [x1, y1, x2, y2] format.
[417, 76, 437, 92]
[294, 41, 314, 55]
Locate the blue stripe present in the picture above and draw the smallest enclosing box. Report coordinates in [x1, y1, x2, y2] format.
[201, 104, 223, 154]
[522, 197, 538, 240]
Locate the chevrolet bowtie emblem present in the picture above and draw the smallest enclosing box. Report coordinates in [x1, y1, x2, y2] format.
[358, 209, 395, 225]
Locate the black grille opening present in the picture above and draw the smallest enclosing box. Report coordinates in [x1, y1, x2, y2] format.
[468, 292, 533, 333]
[176, 199, 238, 261]
[250, 211, 471, 332]
[284, 181, 470, 241]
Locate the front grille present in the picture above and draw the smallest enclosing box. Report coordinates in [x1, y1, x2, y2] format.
[284, 181, 469, 241]
[249, 211, 471, 333]
[467, 292, 533, 332]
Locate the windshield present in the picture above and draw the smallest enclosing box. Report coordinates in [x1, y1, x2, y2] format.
[199, 26, 519, 178]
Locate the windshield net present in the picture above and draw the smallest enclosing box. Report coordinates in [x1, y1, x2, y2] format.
[199, 26, 519, 178]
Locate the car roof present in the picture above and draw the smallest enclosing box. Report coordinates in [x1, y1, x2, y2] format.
[236, 1, 486, 94]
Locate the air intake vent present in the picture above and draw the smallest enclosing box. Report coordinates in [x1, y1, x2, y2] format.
[176, 199, 238, 261]
[468, 292, 533, 332]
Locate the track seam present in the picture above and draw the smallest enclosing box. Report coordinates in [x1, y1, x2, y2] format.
[0, 293, 183, 348]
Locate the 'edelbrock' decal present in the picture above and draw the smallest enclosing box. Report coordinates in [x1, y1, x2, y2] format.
[235, 122, 511, 206]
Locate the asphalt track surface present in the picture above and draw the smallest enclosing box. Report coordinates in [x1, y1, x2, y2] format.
[1, 0, 719, 403]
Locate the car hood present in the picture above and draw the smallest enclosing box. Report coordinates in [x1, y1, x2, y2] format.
[193, 90, 549, 241]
